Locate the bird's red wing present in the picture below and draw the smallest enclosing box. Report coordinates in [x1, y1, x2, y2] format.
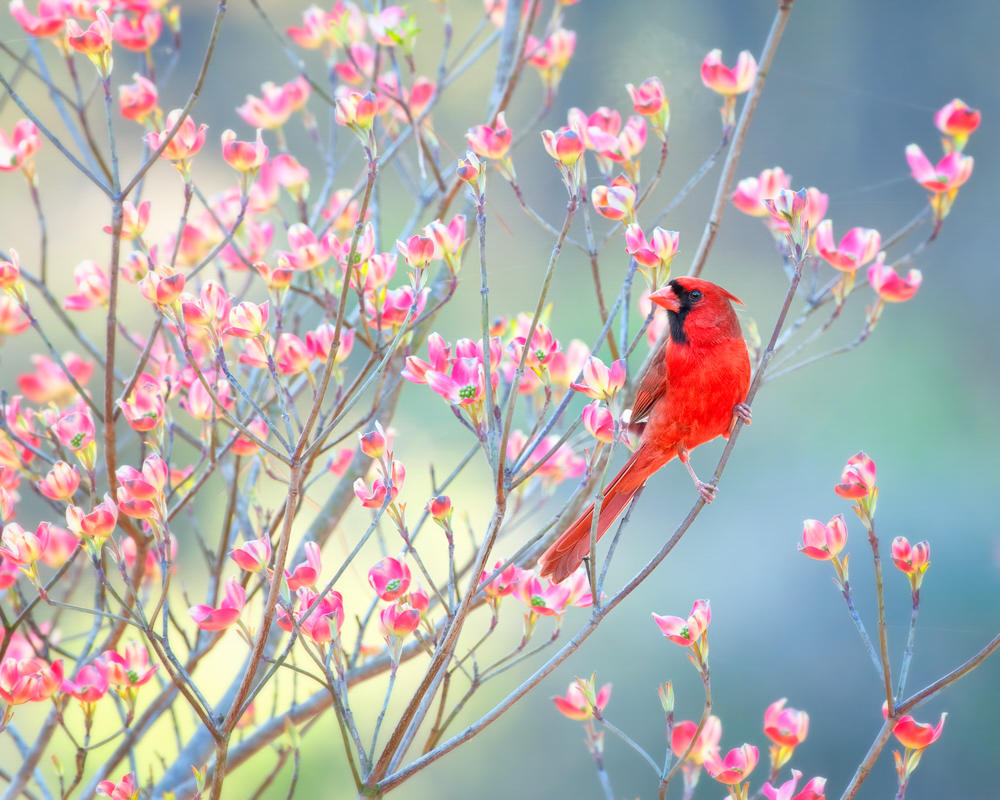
[630, 340, 667, 424]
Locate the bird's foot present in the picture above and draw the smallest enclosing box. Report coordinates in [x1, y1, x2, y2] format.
[679, 446, 718, 503]
[694, 479, 718, 504]
[733, 402, 752, 425]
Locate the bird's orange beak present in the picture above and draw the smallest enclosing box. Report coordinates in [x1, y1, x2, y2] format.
[648, 285, 680, 312]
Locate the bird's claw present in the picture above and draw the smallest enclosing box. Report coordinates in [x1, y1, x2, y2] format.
[733, 402, 752, 426]
[695, 480, 718, 504]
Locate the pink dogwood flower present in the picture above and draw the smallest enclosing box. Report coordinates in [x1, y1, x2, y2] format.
[145, 109, 207, 163]
[188, 578, 245, 631]
[732, 167, 791, 217]
[652, 599, 711, 647]
[0, 656, 63, 705]
[37, 461, 81, 502]
[66, 494, 118, 542]
[798, 516, 848, 561]
[705, 743, 759, 785]
[230, 536, 271, 573]
[624, 224, 679, 270]
[9, 0, 65, 38]
[867, 255, 921, 303]
[672, 715, 722, 764]
[764, 698, 810, 748]
[762, 770, 827, 800]
[466, 112, 512, 160]
[834, 452, 877, 500]
[571, 356, 626, 401]
[62, 662, 109, 704]
[285, 541, 322, 591]
[582, 401, 615, 443]
[591, 175, 636, 221]
[905, 144, 973, 193]
[221, 129, 268, 174]
[380, 603, 421, 637]
[552, 678, 611, 721]
[890, 709, 946, 751]
[515, 573, 571, 617]
[96, 773, 138, 800]
[368, 556, 411, 601]
[814, 220, 881, 272]
[700, 49, 757, 95]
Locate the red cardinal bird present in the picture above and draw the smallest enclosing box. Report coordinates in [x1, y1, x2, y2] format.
[539, 277, 752, 583]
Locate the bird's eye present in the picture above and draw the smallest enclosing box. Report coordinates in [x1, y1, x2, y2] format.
[689, 290, 703, 301]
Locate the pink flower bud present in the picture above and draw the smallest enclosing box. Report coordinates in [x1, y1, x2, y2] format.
[409, 585, 429, 614]
[137, 265, 186, 307]
[427, 495, 452, 522]
[552, 679, 611, 721]
[0, 249, 21, 291]
[221, 129, 268, 173]
[867, 255, 921, 303]
[274, 333, 313, 376]
[96, 772, 138, 800]
[700, 49, 757, 95]
[625, 76, 667, 117]
[671, 715, 722, 764]
[905, 144, 973, 193]
[188, 578, 246, 631]
[65, 9, 113, 75]
[285, 541, 323, 592]
[834, 452, 876, 499]
[359, 422, 387, 458]
[9, 0, 65, 38]
[335, 90, 377, 131]
[380, 603, 420, 637]
[582, 401, 615, 443]
[0, 121, 40, 173]
[705, 743, 758, 785]
[396, 234, 436, 269]
[891, 537, 930, 578]
[456, 151, 484, 184]
[144, 110, 207, 162]
[37, 461, 81, 501]
[591, 175, 636, 221]
[66, 494, 118, 542]
[762, 770, 827, 800]
[225, 301, 269, 338]
[119, 74, 159, 124]
[62, 662, 109, 703]
[0, 522, 42, 565]
[230, 536, 271, 573]
[541, 127, 584, 166]
[732, 167, 791, 217]
[934, 98, 980, 138]
[814, 221, 881, 272]
[571, 356, 626, 401]
[466, 112, 512, 160]
[764, 698, 810, 748]
[888, 708, 946, 750]
[798, 516, 848, 560]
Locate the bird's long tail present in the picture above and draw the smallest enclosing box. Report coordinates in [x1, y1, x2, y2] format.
[539, 445, 661, 583]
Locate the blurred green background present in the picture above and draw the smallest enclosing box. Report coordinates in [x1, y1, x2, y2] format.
[1, 0, 998, 798]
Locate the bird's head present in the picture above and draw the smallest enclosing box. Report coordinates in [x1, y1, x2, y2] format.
[648, 277, 743, 345]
